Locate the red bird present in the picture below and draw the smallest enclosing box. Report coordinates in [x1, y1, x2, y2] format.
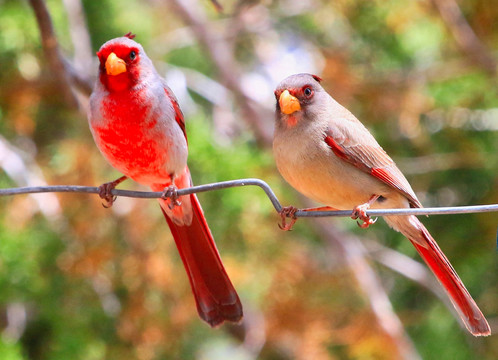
[272, 73, 490, 336]
[87, 34, 242, 327]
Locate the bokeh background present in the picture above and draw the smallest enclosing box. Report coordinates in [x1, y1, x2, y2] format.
[0, 0, 497, 359]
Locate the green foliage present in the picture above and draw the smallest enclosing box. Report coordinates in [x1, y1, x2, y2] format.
[428, 72, 497, 108]
[0, 339, 25, 360]
[166, 47, 215, 75]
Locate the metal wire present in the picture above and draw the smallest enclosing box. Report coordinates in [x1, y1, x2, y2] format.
[1, 178, 498, 217]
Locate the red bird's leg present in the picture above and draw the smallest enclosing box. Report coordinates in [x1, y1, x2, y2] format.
[98, 175, 128, 208]
[278, 206, 298, 231]
[352, 195, 380, 228]
[161, 185, 182, 209]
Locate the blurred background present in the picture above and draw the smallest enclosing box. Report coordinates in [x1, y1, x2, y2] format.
[0, 0, 497, 359]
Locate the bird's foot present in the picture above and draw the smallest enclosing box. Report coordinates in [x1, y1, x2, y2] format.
[98, 175, 127, 208]
[351, 195, 380, 228]
[161, 185, 182, 209]
[279, 206, 298, 231]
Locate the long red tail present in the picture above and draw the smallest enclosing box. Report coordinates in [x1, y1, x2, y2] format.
[386, 215, 490, 336]
[161, 194, 243, 327]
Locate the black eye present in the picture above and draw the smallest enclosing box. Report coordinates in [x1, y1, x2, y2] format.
[129, 50, 137, 60]
[304, 87, 312, 97]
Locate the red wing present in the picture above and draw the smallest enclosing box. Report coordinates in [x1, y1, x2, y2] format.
[325, 125, 421, 208]
[163, 85, 187, 144]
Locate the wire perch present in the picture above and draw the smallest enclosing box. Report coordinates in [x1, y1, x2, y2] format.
[1, 178, 498, 218]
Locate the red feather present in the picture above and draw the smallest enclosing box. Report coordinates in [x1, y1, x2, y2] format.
[324, 134, 349, 160]
[164, 86, 187, 143]
[401, 216, 490, 336]
[162, 193, 243, 327]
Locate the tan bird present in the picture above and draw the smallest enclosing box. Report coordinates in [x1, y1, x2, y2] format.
[272, 73, 490, 336]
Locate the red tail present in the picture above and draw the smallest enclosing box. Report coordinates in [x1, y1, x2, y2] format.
[389, 215, 490, 336]
[161, 194, 243, 327]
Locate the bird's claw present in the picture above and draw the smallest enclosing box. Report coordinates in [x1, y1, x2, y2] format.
[98, 183, 118, 208]
[278, 206, 298, 231]
[351, 204, 377, 229]
[161, 185, 182, 209]
[356, 217, 377, 228]
[98, 176, 127, 208]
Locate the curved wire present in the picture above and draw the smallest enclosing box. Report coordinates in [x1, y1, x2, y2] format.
[1, 178, 498, 217]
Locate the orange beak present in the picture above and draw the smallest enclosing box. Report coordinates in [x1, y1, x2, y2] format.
[279, 90, 301, 115]
[105, 52, 126, 76]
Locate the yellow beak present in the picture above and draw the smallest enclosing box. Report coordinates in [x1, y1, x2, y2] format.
[279, 90, 301, 115]
[105, 52, 126, 76]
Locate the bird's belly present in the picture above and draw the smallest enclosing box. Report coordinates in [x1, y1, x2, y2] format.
[275, 139, 387, 210]
[283, 162, 378, 209]
[92, 121, 187, 186]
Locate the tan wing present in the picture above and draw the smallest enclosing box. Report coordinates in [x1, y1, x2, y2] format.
[324, 117, 422, 208]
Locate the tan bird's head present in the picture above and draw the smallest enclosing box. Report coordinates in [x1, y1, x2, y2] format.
[274, 73, 324, 127]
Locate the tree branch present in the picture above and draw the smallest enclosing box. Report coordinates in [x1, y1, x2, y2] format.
[62, 0, 93, 78]
[29, 0, 93, 103]
[431, 0, 497, 74]
[209, 0, 224, 13]
[167, 0, 273, 146]
[29, 0, 77, 106]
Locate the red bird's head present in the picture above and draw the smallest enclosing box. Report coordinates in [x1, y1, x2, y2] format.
[96, 35, 154, 92]
[274, 73, 324, 128]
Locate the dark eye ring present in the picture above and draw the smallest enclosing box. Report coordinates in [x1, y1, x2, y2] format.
[129, 50, 137, 60]
[304, 87, 312, 97]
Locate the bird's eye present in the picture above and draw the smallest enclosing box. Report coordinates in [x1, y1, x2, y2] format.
[129, 50, 137, 60]
[303, 86, 313, 97]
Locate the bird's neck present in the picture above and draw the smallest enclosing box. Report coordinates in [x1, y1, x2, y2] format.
[281, 112, 303, 128]
[101, 72, 134, 93]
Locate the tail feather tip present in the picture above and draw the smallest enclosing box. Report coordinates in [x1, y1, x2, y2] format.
[202, 309, 243, 328]
[468, 320, 491, 337]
